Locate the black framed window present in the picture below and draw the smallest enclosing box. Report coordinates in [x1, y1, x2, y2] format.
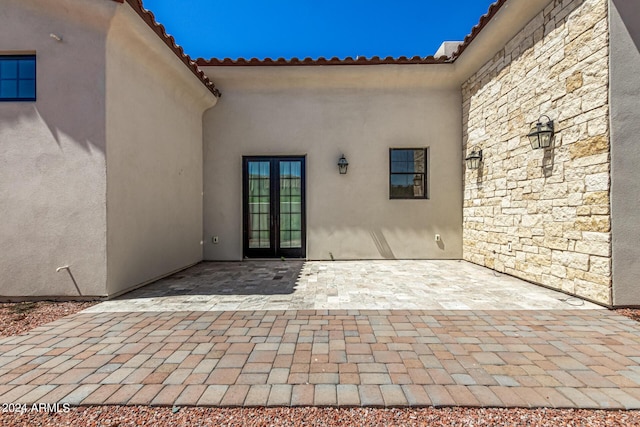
[0, 55, 36, 101]
[389, 148, 427, 199]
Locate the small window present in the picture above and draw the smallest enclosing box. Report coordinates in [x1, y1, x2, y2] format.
[0, 55, 36, 101]
[389, 148, 427, 199]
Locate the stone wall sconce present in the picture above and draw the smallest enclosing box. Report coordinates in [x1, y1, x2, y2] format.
[337, 154, 349, 174]
[528, 115, 555, 150]
[465, 146, 483, 170]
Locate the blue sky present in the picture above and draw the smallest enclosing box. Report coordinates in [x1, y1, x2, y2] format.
[143, 0, 497, 60]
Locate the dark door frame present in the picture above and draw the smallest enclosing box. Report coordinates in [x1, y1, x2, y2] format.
[242, 156, 306, 258]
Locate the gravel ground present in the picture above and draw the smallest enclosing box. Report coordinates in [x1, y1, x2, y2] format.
[1, 302, 640, 426]
[0, 301, 97, 337]
[2, 406, 640, 426]
[616, 308, 640, 323]
[0, 406, 640, 427]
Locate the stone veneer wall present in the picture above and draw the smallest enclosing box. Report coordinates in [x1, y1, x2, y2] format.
[462, 0, 611, 304]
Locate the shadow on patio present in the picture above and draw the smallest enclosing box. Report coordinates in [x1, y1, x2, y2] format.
[117, 261, 306, 298]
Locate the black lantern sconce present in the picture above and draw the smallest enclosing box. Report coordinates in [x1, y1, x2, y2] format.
[527, 115, 555, 150]
[337, 154, 349, 174]
[465, 146, 483, 170]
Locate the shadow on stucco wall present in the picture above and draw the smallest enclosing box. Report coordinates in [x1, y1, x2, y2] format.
[370, 229, 396, 259]
[612, 0, 640, 49]
[609, 0, 640, 305]
[0, 0, 117, 298]
[0, 1, 114, 154]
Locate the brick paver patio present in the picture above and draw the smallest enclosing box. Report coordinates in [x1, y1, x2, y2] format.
[2, 309, 640, 409]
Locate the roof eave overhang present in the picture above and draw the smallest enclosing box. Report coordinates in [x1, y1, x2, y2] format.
[195, 0, 554, 91]
[112, 0, 220, 97]
[451, 0, 553, 84]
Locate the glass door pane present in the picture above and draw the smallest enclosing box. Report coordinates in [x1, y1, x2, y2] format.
[247, 161, 271, 249]
[279, 160, 302, 249]
[244, 156, 305, 258]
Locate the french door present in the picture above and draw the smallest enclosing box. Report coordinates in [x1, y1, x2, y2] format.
[243, 156, 306, 258]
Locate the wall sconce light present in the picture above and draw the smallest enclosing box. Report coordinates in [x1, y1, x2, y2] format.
[527, 115, 554, 150]
[337, 154, 349, 174]
[49, 33, 63, 42]
[465, 146, 483, 170]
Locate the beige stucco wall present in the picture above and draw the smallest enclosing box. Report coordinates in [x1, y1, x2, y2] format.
[201, 66, 463, 261]
[462, 0, 612, 304]
[609, 0, 640, 306]
[104, 3, 217, 296]
[0, 0, 217, 298]
[0, 0, 113, 297]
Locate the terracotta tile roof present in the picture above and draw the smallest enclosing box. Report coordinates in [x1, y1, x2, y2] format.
[196, 0, 508, 67]
[112, 0, 220, 97]
[196, 55, 449, 67]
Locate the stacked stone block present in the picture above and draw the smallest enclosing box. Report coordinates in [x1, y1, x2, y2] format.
[462, 0, 611, 304]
